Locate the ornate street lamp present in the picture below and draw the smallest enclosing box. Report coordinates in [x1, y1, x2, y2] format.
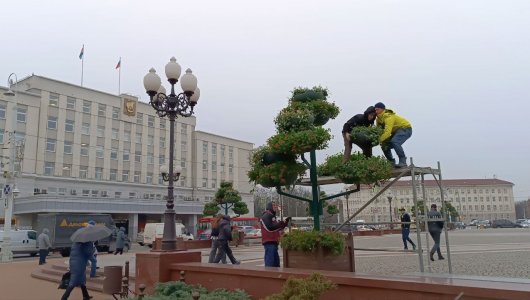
[143, 57, 199, 251]
[387, 195, 393, 229]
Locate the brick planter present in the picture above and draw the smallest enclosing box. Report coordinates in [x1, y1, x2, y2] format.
[183, 239, 211, 250]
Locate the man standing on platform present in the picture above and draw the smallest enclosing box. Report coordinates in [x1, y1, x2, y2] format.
[341, 106, 377, 162]
[374, 102, 412, 168]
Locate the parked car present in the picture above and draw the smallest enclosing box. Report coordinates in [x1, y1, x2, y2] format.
[0, 230, 38, 257]
[143, 223, 194, 247]
[245, 229, 261, 239]
[469, 219, 479, 226]
[491, 219, 522, 228]
[454, 222, 466, 229]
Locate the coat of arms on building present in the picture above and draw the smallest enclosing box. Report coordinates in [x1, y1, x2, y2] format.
[123, 98, 137, 116]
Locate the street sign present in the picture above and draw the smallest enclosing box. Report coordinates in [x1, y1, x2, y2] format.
[3, 184, 10, 196]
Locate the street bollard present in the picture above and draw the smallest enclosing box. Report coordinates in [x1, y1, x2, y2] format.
[138, 284, 146, 300]
[192, 290, 201, 300]
[180, 270, 186, 282]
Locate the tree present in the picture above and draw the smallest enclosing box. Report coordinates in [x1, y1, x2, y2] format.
[410, 200, 459, 221]
[203, 181, 249, 216]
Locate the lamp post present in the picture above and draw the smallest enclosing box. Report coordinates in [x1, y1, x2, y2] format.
[1, 73, 19, 262]
[143, 57, 199, 251]
[387, 195, 393, 229]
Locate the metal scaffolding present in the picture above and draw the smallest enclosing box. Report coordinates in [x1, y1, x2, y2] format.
[316, 159, 453, 273]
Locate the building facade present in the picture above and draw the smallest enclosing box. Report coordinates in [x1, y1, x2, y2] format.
[341, 179, 516, 224]
[0, 75, 253, 239]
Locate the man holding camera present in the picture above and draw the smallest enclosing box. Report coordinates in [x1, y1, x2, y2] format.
[260, 201, 290, 267]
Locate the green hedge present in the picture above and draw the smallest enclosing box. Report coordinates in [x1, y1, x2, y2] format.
[131, 281, 251, 300]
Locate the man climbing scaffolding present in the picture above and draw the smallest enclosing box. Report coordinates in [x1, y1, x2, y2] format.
[374, 102, 412, 168]
[342, 106, 376, 162]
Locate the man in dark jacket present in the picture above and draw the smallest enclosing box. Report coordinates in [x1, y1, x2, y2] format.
[260, 202, 290, 267]
[342, 106, 376, 162]
[213, 215, 240, 264]
[399, 208, 416, 250]
[427, 204, 445, 261]
[61, 241, 94, 300]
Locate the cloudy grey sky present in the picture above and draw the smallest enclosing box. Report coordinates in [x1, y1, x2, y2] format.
[1, 0, 529, 201]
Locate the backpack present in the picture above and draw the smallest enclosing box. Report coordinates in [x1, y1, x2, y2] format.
[58, 271, 71, 289]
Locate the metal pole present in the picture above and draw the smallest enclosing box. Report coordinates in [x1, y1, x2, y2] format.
[1, 103, 16, 262]
[161, 115, 177, 251]
[438, 161, 452, 274]
[346, 193, 352, 232]
[410, 158, 424, 272]
[309, 150, 320, 231]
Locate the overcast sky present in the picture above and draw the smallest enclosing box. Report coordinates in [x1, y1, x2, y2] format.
[1, 0, 529, 201]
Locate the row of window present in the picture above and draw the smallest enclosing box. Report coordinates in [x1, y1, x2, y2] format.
[392, 187, 510, 196]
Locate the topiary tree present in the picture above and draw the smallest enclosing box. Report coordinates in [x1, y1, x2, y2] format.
[203, 181, 249, 216]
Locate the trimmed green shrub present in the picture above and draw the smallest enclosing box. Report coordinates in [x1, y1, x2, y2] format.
[318, 153, 392, 184]
[291, 100, 340, 126]
[133, 281, 251, 300]
[268, 127, 331, 155]
[280, 230, 345, 256]
[274, 107, 315, 133]
[265, 273, 337, 300]
[350, 126, 383, 146]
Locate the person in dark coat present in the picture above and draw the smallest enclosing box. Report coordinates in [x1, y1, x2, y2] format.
[427, 204, 445, 261]
[399, 208, 416, 250]
[260, 201, 290, 267]
[114, 227, 126, 255]
[208, 214, 227, 264]
[37, 228, 52, 265]
[213, 215, 240, 264]
[342, 106, 377, 161]
[61, 241, 94, 300]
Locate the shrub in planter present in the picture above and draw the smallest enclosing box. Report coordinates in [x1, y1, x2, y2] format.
[350, 126, 383, 146]
[318, 153, 392, 184]
[280, 230, 345, 256]
[134, 280, 251, 300]
[267, 127, 332, 155]
[265, 273, 337, 300]
[274, 107, 315, 133]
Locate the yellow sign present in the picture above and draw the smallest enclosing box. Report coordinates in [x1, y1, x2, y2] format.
[59, 219, 104, 227]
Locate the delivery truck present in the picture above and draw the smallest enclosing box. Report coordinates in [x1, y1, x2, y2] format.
[36, 213, 115, 257]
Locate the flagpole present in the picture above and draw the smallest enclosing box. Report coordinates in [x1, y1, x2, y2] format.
[118, 57, 121, 95]
[80, 44, 84, 86]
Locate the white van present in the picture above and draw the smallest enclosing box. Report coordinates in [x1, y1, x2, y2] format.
[143, 223, 194, 247]
[0, 230, 39, 256]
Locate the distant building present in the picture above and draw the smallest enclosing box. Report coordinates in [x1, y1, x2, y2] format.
[0, 75, 253, 238]
[341, 179, 515, 224]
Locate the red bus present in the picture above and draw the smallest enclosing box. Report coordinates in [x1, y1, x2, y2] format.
[197, 216, 259, 240]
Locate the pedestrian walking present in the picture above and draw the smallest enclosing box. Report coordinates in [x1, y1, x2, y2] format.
[60, 241, 94, 300]
[85, 221, 99, 278]
[399, 208, 416, 250]
[213, 215, 240, 265]
[208, 214, 227, 264]
[427, 204, 445, 261]
[37, 228, 52, 265]
[114, 227, 126, 255]
[260, 201, 290, 267]
[374, 102, 412, 168]
[342, 106, 377, 161]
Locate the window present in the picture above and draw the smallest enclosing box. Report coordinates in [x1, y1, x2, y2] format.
[160, 137, 166, 148]
[158, 177, 164, 185]
[160, 119, 166, 129]
[44, 162, 55, 176]
[134, 171, 141, 183]
[79, 166, 88, 179]
[111, 128, 119, 140]
[229, 164, 233, 174]
[202, 160, 208, 170]
[136, 112, 143, 125]
[122, 170, 129, 182]
[147, 135, 154, 146]
[110, 147, 118, 160]
[112, 107, 120, 119]
[181, 161, 186, 168]
[211, 179, 217, 189]
[147, 153, 154, 164]
[0, 129, 4, 144]
[202, 178, 207, 188]
[97, 126, 105, 137]
[181, 123, 187, 134]
[110, 169, 117, 181]
[0, 104, 6, 119]
[124, 131, 131, 142]
[202, 142, 208, 154]
[159, 155, 165, 165]
[64, 141, 73, 154]
[95, 167, 103, 180]
[135, 150, 141, 163]
[146, 172, 153, 184]
[49, 93, 59, 106]
[129, 192, 136, 199]
[220, 145, 225, 158]
[114, 191, 121, 198]
[70, 189, 77, 196]
[98, 104, 106, 116]
[65, 119, 75, 132]
[17, 107, 27, 123]
[82, 100, 91, 113]
[101, 191, 108, 198]
[80, 143, 89, 156]
[81, 123, 90, 135]
[66, 97, 76, 109]
[47, 116, 57, 129]
[212, 144, 217, 155]
[58, 188, 67, 195]
[148, 116, 155, 127]
[82, 190, 90, 197]
[46, 138, 56, 152]
[96, 146, 104, 158]
[229, 147, 234, 159]
[135, 133, 142, 144]
[91, 190, 98, 197]
[62, 164, 71, 177]
[212, 162, 217, 171]
[123, 150, 130, 161]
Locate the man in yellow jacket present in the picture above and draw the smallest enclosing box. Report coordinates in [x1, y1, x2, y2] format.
[374, 102, 412, 168]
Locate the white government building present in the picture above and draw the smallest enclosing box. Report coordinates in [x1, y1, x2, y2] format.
[342, 179, 516, 224]
[0, 75, 254, 239]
